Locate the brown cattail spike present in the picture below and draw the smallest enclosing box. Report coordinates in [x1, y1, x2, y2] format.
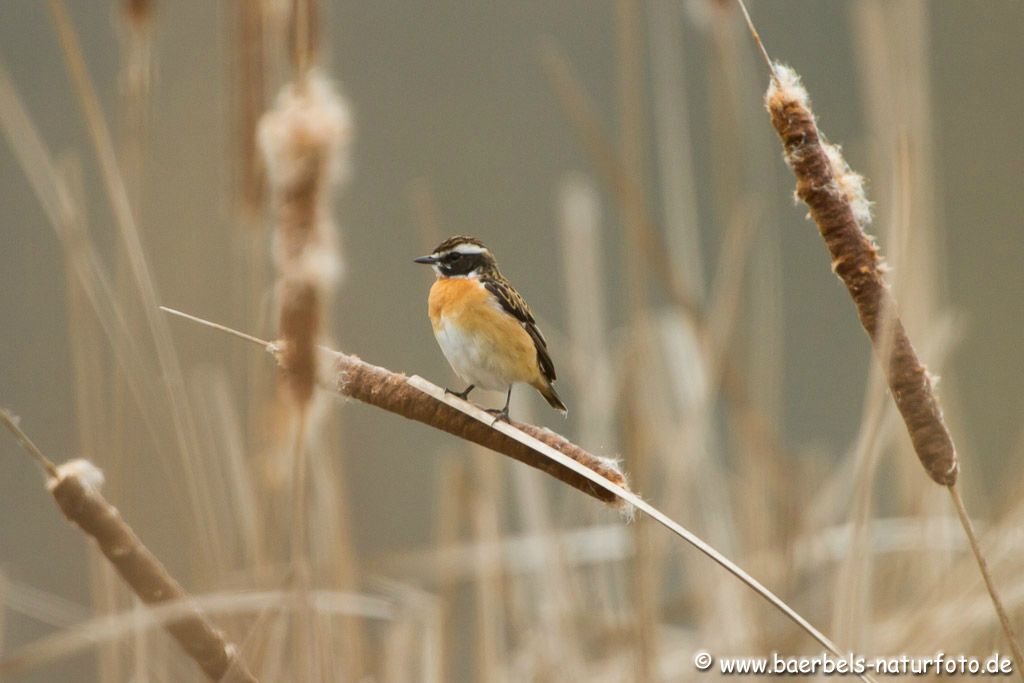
[329, 349, 630, 507]
[278, 278, 321, 406]
[0, 409, 261, 683]
[122, 0, 152, 27]
[259, 70, 350, 408]
[158, 307, 631, 508]
[46, 461, 258, 682]
[765, 64, 958, 486]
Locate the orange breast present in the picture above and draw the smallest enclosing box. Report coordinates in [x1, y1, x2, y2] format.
[428, 278, 491, 329]
[427, 278, 542, 385]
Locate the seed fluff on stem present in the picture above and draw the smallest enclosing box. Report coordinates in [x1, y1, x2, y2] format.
[737, 0, 1022, 672]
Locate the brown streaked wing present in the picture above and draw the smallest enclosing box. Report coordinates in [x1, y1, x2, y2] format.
[483, 277, 557, 383]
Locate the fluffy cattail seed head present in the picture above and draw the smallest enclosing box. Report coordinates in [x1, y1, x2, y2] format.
[765, 62, 957, 486]
[259, 69, 352, 407]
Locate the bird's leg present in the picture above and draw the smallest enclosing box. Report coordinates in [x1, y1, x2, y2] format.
[487, 387, 512, 425]
[445, 384, 475, 401]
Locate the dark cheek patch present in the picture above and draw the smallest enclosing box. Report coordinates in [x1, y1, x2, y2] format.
[444, 254, 479, 277]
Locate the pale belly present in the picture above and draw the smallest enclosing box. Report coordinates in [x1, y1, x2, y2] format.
[434, 315, 528, 391]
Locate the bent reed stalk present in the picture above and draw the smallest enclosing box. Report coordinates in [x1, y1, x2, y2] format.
[0, 409, 260, 683]
[737, 0, 1023, 673]
[160, 306, 879, 682]
[160, 306, 628, 507]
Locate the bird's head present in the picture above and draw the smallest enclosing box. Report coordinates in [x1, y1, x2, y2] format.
[414, 235, 498, 279]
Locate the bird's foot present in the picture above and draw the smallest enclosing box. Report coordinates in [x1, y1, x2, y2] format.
[486, 407, 510, 426]
[445, 385, 474, 401]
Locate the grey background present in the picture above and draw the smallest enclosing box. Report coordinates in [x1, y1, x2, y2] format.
[1, 1, 1022, 680]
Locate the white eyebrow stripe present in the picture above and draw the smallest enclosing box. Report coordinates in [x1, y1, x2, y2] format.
[450, 243, 487, 255]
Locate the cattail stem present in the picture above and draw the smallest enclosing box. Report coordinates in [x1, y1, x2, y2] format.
[290, 0, 317, 84]
[160, 307, 627, 506]
[234, 0, 266, 218]
[289, 422, 310, 562]
[949, 483, 1024, 673]
[0, 410, 58, 478]
[0, 409, 259, 683]
[259, 69, 350, 678]
[329, 351, 629, 507]
[739, 1, 1022, 671]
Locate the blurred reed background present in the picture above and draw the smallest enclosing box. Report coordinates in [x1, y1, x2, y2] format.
[1, 1, 1023, 681]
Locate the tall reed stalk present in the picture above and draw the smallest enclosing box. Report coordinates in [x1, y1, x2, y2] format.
[739, 1, 1023, 673]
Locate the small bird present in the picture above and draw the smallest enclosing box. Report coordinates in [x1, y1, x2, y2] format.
[415, 235, 566, 422]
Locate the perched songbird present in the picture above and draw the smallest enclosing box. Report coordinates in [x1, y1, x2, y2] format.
[415, 236, 567, 422]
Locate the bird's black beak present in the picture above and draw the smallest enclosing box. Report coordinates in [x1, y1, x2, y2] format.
[414, 255, 438, 264]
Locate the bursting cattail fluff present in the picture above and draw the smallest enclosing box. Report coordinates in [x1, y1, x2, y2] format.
[259, 70, 352, 407]
[765, 63, 957, 486]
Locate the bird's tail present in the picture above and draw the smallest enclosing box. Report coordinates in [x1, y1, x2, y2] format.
[539, 382, 568, 416]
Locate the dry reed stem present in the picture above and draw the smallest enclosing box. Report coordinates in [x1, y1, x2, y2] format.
[259, 8, 363, 674]
[470, 454, 507, 680]
[433, 456, 468, 683]
[540, 41, 790, 472]
[613, 4, 659, 674]
[0, 576, 90, 628]
[117, 0, 152, 213]
[1, 588, 394, 677]
[410, 178, 444, 253]
[160, 306, 627, 507]
[0, 71, 167, 460]
[558, 176, 616, 465]
[384, 523, 628, 581]
[338, 355, 630, 508]
[47, 1, 224, 555]
[260, 67, 349, 678]
[511, 469, 585, 678]
[235, 0, 267, 218]
[261, 9, 365, 674]
[0, 573, 6, 657]
[0, 410, 259, 683]
[544, 39, 794, 650]
[949, 484, 1024, 672]
[290, 0, 319, 84]
[162, 308, 875, 680]
[540, 41, 700, 322]
[55, 157, 134, 680]
[122, 0, 152, 26]
[647, 0, 706, 298]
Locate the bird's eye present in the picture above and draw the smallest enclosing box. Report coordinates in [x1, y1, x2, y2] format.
[448, 253, 462, 262]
